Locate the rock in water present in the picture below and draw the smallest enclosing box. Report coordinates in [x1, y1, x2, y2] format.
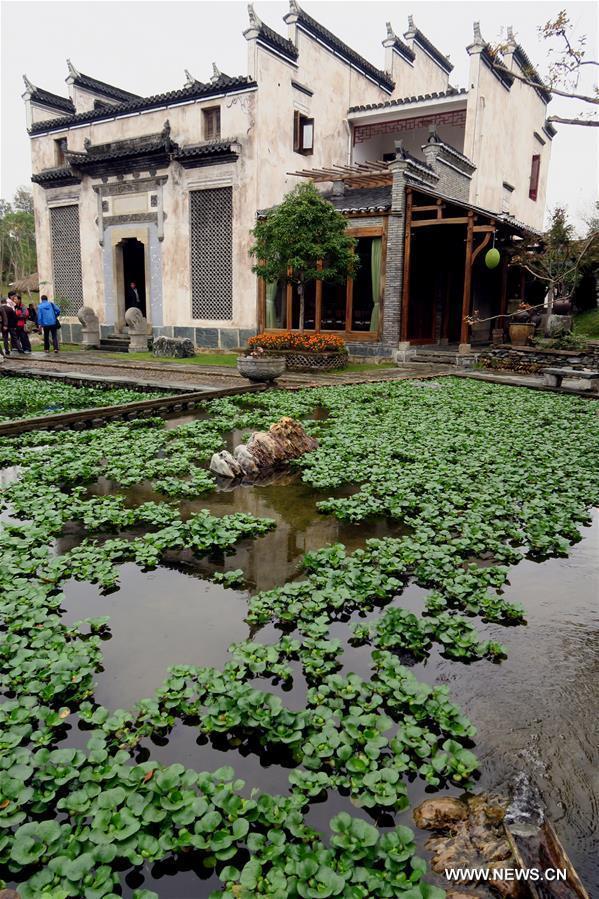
[246, 432, 281, 468]
[212, 418, 318, 479]
[414, 797, 468, 830]
[234, 444, 259, 476]
[209, 450, 242, 478]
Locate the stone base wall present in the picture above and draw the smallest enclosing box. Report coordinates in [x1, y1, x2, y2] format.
[65, 323, 396, 359]
[480, 345, 599, 373]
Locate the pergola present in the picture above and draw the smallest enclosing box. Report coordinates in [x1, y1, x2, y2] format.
[290, 162, 529, 347]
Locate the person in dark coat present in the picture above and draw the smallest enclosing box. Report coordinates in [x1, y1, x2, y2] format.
[4, 292, 23, 354]
[126, 281, 142, 309]
[37, 295, 61, 353]
[0, 299, 9, 356]
[14, 296, 32, 353]
[28, 302, 39, 330]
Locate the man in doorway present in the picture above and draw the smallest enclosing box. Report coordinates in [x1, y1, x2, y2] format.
[126, 281, 142, 309]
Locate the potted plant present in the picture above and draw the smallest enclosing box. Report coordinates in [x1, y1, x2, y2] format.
[509, 303, 535, 346]
[246, 331, 348, 371]
[237, 345, 286, 382]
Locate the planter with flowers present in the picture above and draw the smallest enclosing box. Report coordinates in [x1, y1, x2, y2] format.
[246, 332, 348, 371]
[237, 346, 286, 382]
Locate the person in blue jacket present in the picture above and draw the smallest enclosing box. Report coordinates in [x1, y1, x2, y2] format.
[37, 295, 61, 353]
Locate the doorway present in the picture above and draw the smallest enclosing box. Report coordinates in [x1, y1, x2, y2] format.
[122, 238, 146, 316]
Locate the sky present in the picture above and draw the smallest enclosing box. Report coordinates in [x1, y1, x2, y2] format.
[1, 0, 597, 232]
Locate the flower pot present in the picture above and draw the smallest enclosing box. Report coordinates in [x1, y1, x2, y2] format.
[237, 356, 286, 382]
[263, 349, 348, 371]
[509, 323, 535, 346]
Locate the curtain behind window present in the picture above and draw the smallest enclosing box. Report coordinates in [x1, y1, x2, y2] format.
[369, 237, 382, 332]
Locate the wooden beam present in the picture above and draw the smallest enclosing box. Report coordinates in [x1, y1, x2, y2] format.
[460, 211, 475, 346]
[473, 225, 496, 233]
[411, 217, 469, 228]
[472, 231, 492, 264]
[400, 189, 413, 343]
[412, 204, 445, 213]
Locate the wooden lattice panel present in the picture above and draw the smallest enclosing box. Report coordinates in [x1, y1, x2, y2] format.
[50, 205, 84, 316]
[190, 187, 233, 320]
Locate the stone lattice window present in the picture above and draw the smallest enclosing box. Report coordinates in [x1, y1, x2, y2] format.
[50, 205, 84, 316]
[190, 187, 233, 320]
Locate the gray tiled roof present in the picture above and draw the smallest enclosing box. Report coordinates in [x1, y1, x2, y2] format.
[72, 71, 140, 102]
[256, 21, 298, 61]
[30, 87, 75, 114]
[29, 75, 256, 135]
[348, 86, 466, 114]
[322, 185, 392, 213]
[290, 3, 394, 92]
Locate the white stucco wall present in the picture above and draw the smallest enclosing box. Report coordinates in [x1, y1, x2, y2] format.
[389, 41, 451, 98]
[464, 50, 551, 229]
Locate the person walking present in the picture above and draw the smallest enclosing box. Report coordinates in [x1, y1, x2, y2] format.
[14, 295, 32, 354]
[4, 292, 23, 354]
[37, 295, 61, 353]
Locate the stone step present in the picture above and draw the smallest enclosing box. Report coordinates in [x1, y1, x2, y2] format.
[98, 336, 131, 353]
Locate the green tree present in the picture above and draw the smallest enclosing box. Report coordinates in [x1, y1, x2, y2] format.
[250, 182, 358, 331]
[0, 188, 36, 288]
[513, 207, 598, 312]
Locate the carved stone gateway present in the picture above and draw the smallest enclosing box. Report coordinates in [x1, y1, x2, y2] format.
[77, 306, 100, 348]
[125, 306, 149, 351]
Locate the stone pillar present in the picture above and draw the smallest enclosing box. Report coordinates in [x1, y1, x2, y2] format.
[77, 306, 100, 348]
[383, 145, 409, 353]
[125, 306, 150, 352]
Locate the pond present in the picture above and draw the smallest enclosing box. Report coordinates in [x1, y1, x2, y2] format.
[56, 477, 598, 895]
[1, 378, 598, 898]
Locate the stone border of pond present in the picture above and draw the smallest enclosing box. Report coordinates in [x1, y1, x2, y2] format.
[0, 383, 266, 437]
[0, 367, 185, 394]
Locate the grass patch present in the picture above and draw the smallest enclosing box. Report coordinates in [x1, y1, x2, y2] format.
[573, 309, 599, 339]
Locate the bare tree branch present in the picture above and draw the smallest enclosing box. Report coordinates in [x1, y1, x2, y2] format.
[546, 115, 599, 127]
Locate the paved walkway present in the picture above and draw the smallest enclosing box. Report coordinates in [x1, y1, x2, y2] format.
[1, 351, 452, 390]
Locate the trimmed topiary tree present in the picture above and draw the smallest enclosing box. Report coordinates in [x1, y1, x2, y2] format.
[250, 182, 358, 331]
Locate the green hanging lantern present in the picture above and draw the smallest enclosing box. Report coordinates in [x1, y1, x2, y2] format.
[485, 247, 500, 269]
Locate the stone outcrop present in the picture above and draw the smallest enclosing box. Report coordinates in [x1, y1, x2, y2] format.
[209, 417, 318, 479]
[413, 797, 469, 829]
[152, 335, 195, 358]
[415, 794, 527, 899]
[209, 450, 242, 479]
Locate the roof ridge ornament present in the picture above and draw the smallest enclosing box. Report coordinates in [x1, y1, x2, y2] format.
[505, 25, 517, 51]
[289, 0, 301, 14]
[210, 62, 221, 84]
[385, 21, 395, 39]
[184, 69, 199, 87]
[467, 21, 486, 54]
[247, 3, 262, 28]
[405, 14, 416, 35]
[22, 74, 36, 93]
[66, 58, 80, 78]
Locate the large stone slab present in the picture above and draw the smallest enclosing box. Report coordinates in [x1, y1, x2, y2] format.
[152, 335, 195, 358]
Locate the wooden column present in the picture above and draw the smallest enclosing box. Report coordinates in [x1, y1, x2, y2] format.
[400, 188, 413, 343]
[499, 254, 509, 319]
[459, 211, 475, 349]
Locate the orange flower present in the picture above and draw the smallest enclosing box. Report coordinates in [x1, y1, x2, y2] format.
[248, 332, 347, 353]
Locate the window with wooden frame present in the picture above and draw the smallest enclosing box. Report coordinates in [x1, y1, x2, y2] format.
[54, 137, 67, 167]
[293, 110, 314, 155]
[529, 154, 541, 201]
[260, 225, 386, 338]
[203, 106, 221, 142]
